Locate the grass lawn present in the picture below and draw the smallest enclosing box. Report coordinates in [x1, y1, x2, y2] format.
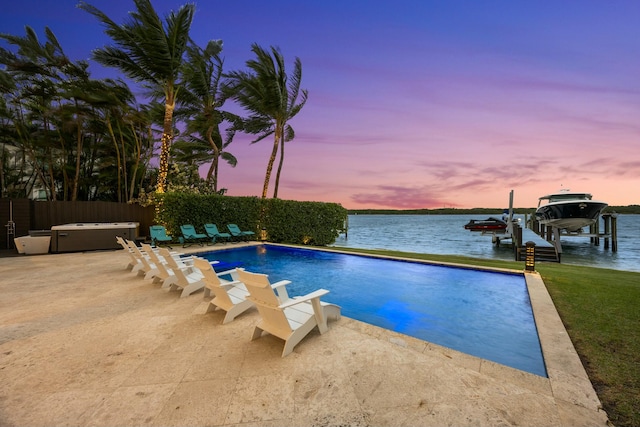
[331, 247, 640, 427]
[536, 263, 639, 427]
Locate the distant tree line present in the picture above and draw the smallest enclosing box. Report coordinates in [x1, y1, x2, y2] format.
[349, 207, 532, 215]
[349, 205, 640, 215]
[0, 0, 307, 203]
[604, 205, 640, 214]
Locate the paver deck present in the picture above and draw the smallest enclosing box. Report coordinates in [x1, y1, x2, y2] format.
[0, 244, 610, 426]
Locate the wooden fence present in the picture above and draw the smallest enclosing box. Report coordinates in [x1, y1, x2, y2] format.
[0, 199, 155, 250]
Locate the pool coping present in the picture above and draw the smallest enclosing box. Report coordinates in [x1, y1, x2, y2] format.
[194, 242, 608, 421]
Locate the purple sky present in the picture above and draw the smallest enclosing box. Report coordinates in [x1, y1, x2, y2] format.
[2, 0, 639, 209]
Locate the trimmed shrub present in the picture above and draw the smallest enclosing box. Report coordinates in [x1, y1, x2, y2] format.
[154, 193, 347, 246]
[261, 198, 347, 245]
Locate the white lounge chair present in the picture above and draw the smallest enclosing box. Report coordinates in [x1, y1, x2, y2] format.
[140, 243, 189, 284]
[116, 236, 141, 271]
[237, 269, 341, 357]
[156, 248, 199, 287]
[158, 248, 205, 297]
[126, 239, 158, 278]
[128, 241, 182, 279]
[192, 258, 254, 324]
[138, 242, 173, 280]
[139, 243, 167, 283]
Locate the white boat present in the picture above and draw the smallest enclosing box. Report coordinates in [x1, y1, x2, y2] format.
[535, 189, 607, 232]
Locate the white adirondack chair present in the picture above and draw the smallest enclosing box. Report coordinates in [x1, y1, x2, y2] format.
[158, 248, 205, 297]
[192, 258, 254, 324]
[126, 239, 158, 278]
[237, 269, 341, 357]
[132, 241, 186, 280]
[140, 243, 179, 284]
[115, 236, 141, 271]
[156, 246, 197, 281]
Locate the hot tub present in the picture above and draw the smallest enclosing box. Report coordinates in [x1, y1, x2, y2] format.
[50, 222, 138, 253]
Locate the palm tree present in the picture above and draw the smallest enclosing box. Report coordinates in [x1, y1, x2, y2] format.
[178, 40, 239, 192]
[226, 44, 308, 199]
[78, 0, 195, 194]
[1, 25, 156, 202]
[91, 78, 152, 202]
[0, 26, 77, 201]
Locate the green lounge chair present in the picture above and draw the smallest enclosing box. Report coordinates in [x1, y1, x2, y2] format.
[204, 223, 232, 244]
[149, 225, 173, 249]
[227, 223, 255, 241]
[180, 224, 208, 247]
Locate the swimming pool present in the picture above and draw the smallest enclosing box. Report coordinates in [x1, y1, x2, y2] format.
[200, 244, 547, 377]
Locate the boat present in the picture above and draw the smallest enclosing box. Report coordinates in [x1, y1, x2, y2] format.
[535, 189, 607, 232]
[464, 217, 507, 231]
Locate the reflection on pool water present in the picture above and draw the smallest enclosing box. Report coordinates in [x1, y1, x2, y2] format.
[199, 244, 547, 377]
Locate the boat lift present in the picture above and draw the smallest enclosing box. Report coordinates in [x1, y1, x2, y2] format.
[474, 190, 559, 262]
[532, 212, 617, 254]
[481, 190, 516, 245]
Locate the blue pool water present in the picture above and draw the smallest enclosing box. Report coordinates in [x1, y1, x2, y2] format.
[201, 244, 547, 377]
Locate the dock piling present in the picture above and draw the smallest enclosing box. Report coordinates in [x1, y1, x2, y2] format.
[601, 213, 618, 252]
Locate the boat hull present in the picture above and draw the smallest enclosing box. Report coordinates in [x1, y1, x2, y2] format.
[535, 201, 607, 231]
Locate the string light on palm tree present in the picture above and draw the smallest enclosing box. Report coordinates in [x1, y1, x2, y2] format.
[156, 131, 172, 193]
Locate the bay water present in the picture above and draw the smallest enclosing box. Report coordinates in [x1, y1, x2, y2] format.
[331, 214, 640, 273]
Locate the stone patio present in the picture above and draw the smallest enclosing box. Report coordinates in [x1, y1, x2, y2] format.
[0, 244, 610, 426]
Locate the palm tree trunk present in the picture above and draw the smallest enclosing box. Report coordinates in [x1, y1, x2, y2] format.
[128, 122, 143, 202]
[273, 131, 285, 199]
[46, 150, 57, 201]
[156, 95, 175, 193]
[71, 100, 83, 201]
[205, 125, 220, 191]
[106, 118, 123, 202]
[262, 132, 280, 199]
[115, 120, 129, 202]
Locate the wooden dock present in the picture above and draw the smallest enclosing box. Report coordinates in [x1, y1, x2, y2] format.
[474, 190, 561, 262]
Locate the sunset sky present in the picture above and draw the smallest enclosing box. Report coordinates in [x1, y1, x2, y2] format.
[1, 1, 639, 209]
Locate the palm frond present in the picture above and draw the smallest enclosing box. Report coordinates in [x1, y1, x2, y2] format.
[220, 151, 237, 167]
[284, 124, 295, 142]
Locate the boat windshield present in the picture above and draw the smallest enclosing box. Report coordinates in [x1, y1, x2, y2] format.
[539, 192, 592, 206]
[551, 193, 591, 202]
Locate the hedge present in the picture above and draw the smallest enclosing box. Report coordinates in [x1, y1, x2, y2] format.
[153, 193, 347, 246]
